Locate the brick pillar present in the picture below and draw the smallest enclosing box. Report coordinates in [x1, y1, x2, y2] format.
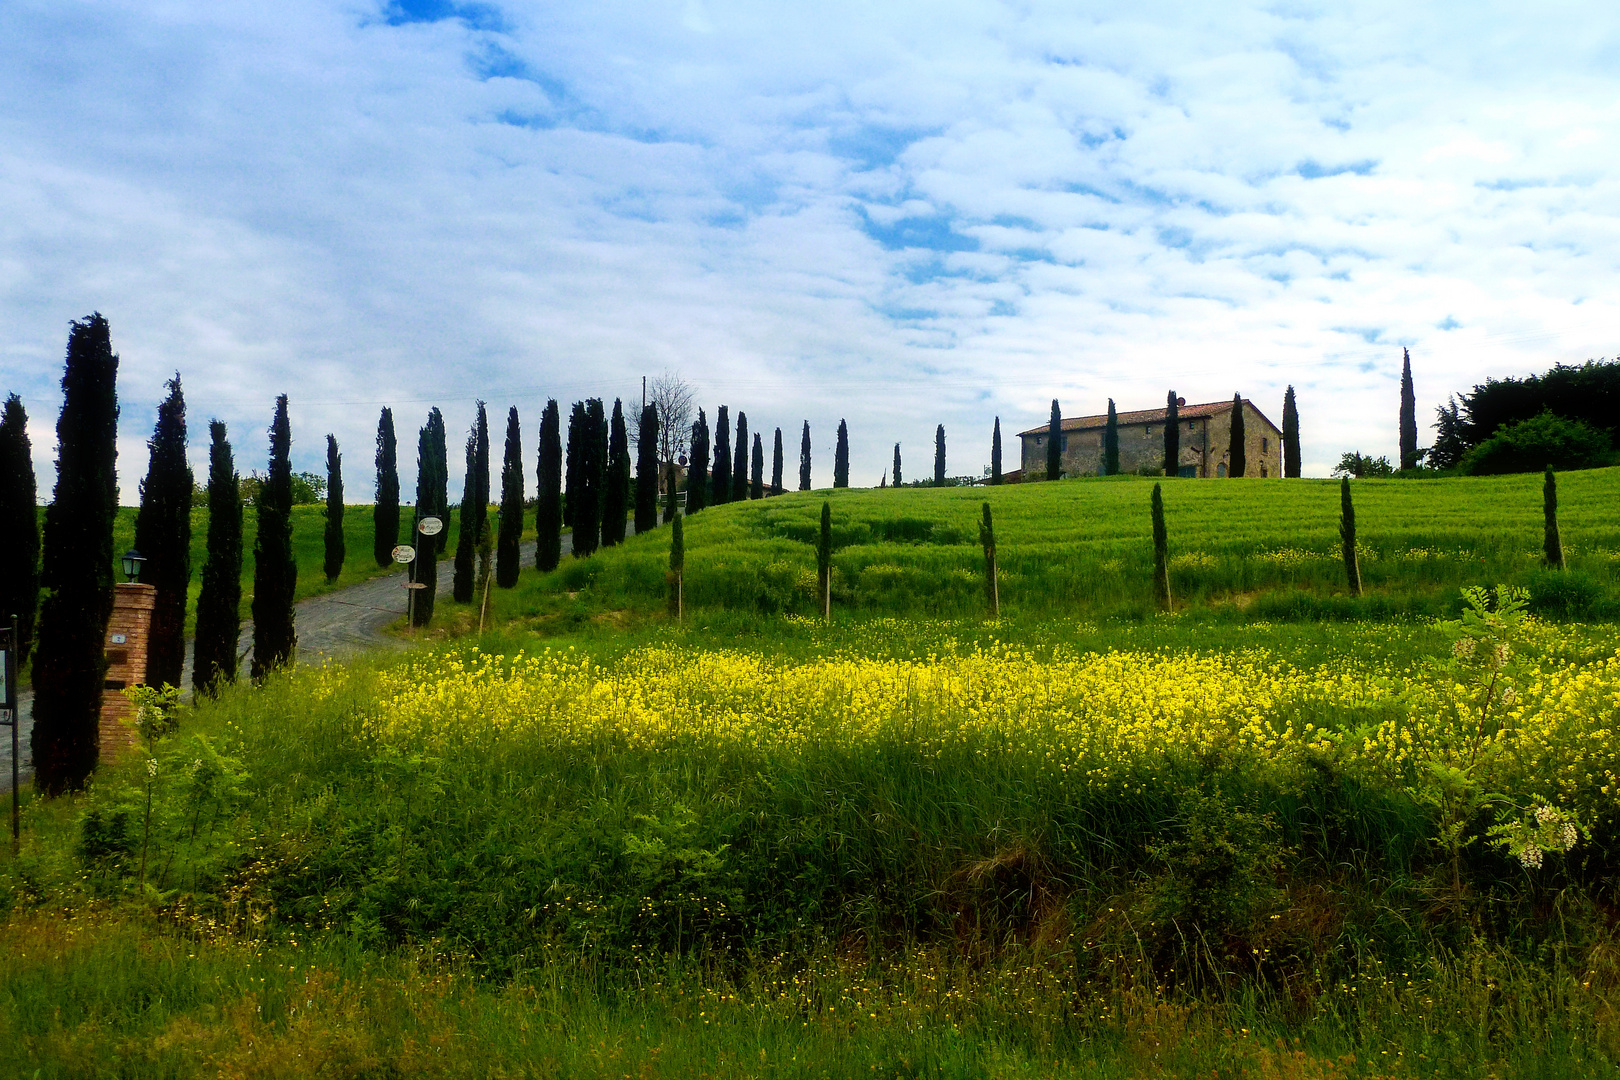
[99, 582, 156, 759]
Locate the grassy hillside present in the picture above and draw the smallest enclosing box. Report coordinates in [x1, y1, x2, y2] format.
[505, 468, 1620, 623]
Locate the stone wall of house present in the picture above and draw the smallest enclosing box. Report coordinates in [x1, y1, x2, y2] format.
[1020, 401, 1282, 479]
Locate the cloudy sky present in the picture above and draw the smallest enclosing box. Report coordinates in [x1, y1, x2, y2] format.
[2, 0, 1617, 497]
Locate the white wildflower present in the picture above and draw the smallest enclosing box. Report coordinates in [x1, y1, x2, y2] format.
[1499, 687, 1515, 708]
[1452, 638, 1477, 659]
[1562, 823, 1579, 850]
[1535, 805, 1557, 825]
[1519, 844, 1543, 870]
[146, 758, 158, 778]
[1493, 643, 1511, 667]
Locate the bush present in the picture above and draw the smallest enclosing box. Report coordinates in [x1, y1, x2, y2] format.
[1463, 411, 1612, 475]
[1526, 568, 1603, 617]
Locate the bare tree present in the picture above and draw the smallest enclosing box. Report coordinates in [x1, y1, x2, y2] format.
[648, 370, 694, 467]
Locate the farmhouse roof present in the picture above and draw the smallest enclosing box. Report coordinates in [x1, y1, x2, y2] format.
[1016, 399, 1279, 438]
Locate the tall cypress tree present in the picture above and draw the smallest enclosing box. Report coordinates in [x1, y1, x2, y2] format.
[731, 411, 749, 503]
[668, 511, 684, 619]
[1104, 400, 1120, 477]
[1, 395, 41, 667]
[427, 408, 449, 558]
[980, 502, 998, 618]
[834, 420, 849, 488]
[771, 428, 783, 495]
[1163, 391, 1180, 476]
[193, 420, 241, 696]
[572, 399, 605, 557]
[635, 403, 659, 533]
[453, 424, 479, 602]
[373, 407, 399, 567]
[1046, 399, 1062, 481]
[133, 375, 191, 692]
[1543, 467, 1564, 570]
[1282, 386, 1301, 478]
[1228, 394, 1246, 478]
[1151, 482, 1171, 611]
[32, 314, 119, 794]
[799, 422, 811, 490]
[251, 394, 297, 681]
[411, 414, 441, 626]
[1339, 477, 1361, 597]
[817, 500, 832, 622]
[892, 443, 902, 488]
[750, 432, 764, 499]
[1399, 348, 1419, 470]
[687, 411, 710, 515]
[602, 398, 630, 546]
[990, 418, 1002, 485]
[497, 407, 523, 587]
[711, 406, 732, 506]
[323, 435, 344, 582]
[564, 401, 584, 529]
[934, 424, 946, 487]
[536, 399, 562, 572]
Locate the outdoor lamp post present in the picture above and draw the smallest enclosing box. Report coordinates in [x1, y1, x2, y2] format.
[121, 549, 146, 583]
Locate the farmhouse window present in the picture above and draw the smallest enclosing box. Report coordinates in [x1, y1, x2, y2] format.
[1261, 437, 1269, 453]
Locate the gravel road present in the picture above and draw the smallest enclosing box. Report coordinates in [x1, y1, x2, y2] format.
[2, 533, 580, 790]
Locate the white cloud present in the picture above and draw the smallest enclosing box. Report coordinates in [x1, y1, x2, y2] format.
[1, 0, 1617, 499]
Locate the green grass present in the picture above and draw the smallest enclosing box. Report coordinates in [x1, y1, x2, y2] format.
[506, 469, 1620, 623]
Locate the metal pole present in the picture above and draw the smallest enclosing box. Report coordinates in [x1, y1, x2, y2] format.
[406, 549, 416, 628]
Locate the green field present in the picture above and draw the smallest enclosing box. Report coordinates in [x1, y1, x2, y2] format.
[7, 471, 1620, 1077]
[511, 467, 1620, 625]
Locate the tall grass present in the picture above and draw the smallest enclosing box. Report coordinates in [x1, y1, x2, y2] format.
[511, 469, 1620, 621]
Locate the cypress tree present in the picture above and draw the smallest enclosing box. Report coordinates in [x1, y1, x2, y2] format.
[799, 422, 811, 491]
[934, 424, 946, 487]
[817, 500, 832, 622]
[411, 414, 441, 626]
[193, 420, 241, 697]
[1339, 477, 1361, 596]
[31, 313, 119, 794]
[771, 428, 783, 495]
[602, 398, 630, 546]
[1228, 394, 1246, 478]
[711, 406, 732, 506]
[750, 432, 764, 499]
[427, 408, 449, 558]
[1104, 400, 1120, 476]
[570, 399, 605, 557]
[1544, 467, 1564, 570]
[687, 411, 710, 515]
[1046, 399, 1062, 480]
[834, 420, 849, 488]
[1282, 386, 1301, 478]
[373, 407, 399, 567]
[980, 502, 998, 619]
[323, 435, 344, 582]
[453, 425, 478, 602]
[564, 401, 584, 528]
[1399, 348, 1418, 470]
[251, 394, 297, 680]
[731, 411, 749, 503]
[1151, 482, 1171, 611]
[536, 400, 562, 572]
[990, 417, 1002, 485]
[635, 403, 659, 533]
[892, 443, 902, 488]
[1163, 392, 1180, 476]
[497, 406, 523, 587]
[133, 375, 191, 692]
[0, 395, 40, 666]
[668, 511, 684, 619]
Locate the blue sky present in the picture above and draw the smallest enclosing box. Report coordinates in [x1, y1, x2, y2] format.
[2, 0, 1617, 495]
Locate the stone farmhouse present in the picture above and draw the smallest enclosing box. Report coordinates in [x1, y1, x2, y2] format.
[1017, 397, 1283, 479]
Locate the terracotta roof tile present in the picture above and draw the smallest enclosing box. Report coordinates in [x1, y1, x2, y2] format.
[1016, 399, 1279, 437]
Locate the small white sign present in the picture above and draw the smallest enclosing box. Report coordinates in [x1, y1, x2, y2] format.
[403, 582, 429, 589]
[417, 516, 443, 537]
[111, 633, 127, 645]
[391, 544, 416, 564]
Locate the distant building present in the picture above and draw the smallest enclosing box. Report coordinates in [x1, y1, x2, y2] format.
[1017, 398, 1283, 479]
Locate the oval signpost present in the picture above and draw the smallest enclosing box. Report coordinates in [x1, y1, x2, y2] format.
[417, 517, 443, 537]
[391, 544, 416, 564]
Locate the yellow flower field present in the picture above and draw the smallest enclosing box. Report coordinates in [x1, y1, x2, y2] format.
[305, 625, 1620, 824]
